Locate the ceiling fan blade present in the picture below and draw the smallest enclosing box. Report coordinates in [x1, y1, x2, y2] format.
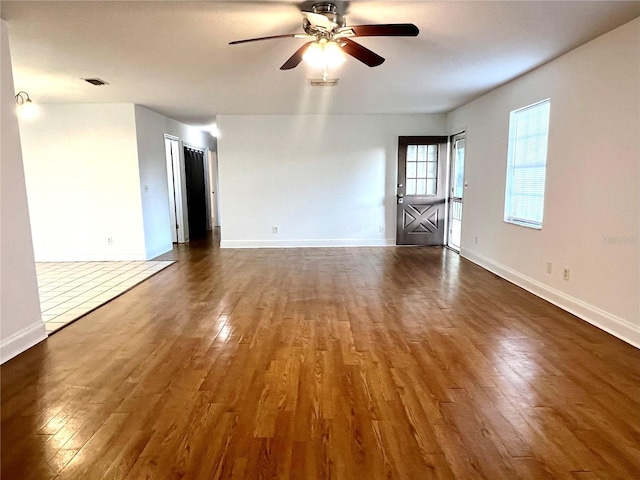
[347, 24, 419, 37]
[280, 42, 314, 70]
[340, 38, 385, 67]
[302, 11, 334, 30]
[229, 34, 300, 45]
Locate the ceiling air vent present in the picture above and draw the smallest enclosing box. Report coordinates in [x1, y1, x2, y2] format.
[310, 78, 339, 87]
[82, 78, 109, 86]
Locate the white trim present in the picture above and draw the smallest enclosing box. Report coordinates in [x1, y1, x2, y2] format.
[220, 238, 396, 249]
[1, 321, 47, 364]
[165, 136, 187, 243]
[34, 252, 148, 262]
[208, 148, 220, 228]
[164, 135, 180, 243]
[461, 248, 640, 349]
[203, 148, 212, 232]
[145, 244, 173, 260]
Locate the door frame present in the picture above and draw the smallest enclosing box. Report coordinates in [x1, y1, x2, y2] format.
[447, 131, 466, 252]
[207, 147, 220, 227]
[164, 135, 188, 243]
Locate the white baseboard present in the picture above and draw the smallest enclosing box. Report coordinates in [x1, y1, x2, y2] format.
[145, 244, 173, 260]
[461, 249, 640, 349]
[1, 321, 47, 364]
[220, 238, 396, 249]
[34, 252, 147, 262]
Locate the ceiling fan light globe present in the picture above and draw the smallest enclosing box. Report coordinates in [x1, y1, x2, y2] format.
[324, 41, 346, 67]
[303, 41, 345, 69]
[302, 42, 325, 68]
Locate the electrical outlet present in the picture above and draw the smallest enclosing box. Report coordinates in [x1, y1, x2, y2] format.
[563, 267, 570, 281]
[474, 236, 478, 245]
[272, 226, 279, 234]
[546, 262, 553, 274]
[107, 237, 113, 245]
[379, 225, 384, 233]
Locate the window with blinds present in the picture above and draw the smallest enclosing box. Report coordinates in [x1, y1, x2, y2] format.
[504, 99, 550, 229]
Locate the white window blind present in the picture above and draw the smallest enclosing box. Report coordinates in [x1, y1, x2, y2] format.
[504, 99, 550, 229]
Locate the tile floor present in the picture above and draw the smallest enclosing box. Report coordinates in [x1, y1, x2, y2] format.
[36, 260, 175, 334]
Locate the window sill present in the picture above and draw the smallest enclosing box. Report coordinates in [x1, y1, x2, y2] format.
[504, 218, 542, 230]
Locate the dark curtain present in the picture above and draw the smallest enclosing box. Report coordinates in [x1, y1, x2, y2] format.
[183, 147, 207, 240]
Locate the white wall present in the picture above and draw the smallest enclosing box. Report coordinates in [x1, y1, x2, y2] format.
[0, 19, 47, 363]
[217, 114, 446, 248]
[134, 105, 216, 255]
[447, 18, 640, 347]
[133, 105, 173, 258]
[20, 104, 147, 260]
[19, 103, 215, 261]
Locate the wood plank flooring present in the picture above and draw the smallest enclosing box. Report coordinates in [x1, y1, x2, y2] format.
[2, 236, 639, 479]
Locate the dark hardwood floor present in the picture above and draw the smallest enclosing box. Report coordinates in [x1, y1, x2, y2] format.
[2, 234, 639, 479]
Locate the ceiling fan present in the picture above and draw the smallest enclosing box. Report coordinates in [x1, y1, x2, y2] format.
[229, 2, 419, 75]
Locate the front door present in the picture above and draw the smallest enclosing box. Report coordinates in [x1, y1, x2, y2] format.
[396, 136, 448, 245]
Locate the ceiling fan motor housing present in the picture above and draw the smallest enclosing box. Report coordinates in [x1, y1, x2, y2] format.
[303, 2, 346, 36]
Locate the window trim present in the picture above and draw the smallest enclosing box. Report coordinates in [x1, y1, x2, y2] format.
[504, 98, 550, 230]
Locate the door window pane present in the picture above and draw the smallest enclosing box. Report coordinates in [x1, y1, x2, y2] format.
[406, 162, 417, 178]
[427, 161, 437, 178]
[416, 179, 426, 195]
[427, 179, 436, 195]
[453, 139, 465, 198]
[406, 179, 416, 195]
[406, 145, 417, 162]
[428, 145, 437, 161]
[417, 145, 427, 162]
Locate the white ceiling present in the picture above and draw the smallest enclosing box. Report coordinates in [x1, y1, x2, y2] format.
[3, 1, 639, 125]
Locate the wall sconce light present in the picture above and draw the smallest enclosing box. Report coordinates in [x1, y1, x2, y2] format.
[15, 91, 38, 119]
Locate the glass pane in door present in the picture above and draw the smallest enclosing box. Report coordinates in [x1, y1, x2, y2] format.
[453, 139, 465, 198]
